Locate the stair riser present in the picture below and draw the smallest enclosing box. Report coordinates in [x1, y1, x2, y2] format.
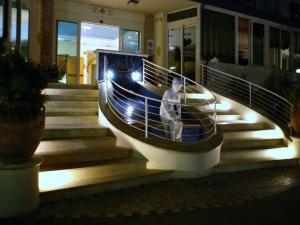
[40, 172, 171, 204]
[221, 148, 290, 161]
[214, 159, 298, 174]
[223, 130, 283, 140]
[218, 123, 268, 132]
[45, 89, 98, 97]
[47, 95, 98, 102]
[40, 151, 131, 169]
[43, 129, 109, 140]
[46, 102, 98, 109]
[46, 116, 98, 125]
[45, 111, 98, 117]
[223, 139, 283, 149]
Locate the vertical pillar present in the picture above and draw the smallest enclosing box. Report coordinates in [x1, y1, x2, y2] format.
[16, 0, 21, 51]
[40, 0, 54, 65]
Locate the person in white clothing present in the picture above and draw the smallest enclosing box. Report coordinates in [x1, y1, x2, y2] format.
[159, 78, 183, 141]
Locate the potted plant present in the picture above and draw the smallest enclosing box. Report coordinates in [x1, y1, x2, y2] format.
[0, 51, 48, 163]
[43, 64, 64, 83]
[291, 81, 300, 137]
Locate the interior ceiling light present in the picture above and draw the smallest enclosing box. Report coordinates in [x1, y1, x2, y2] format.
[127, 0, 139, 6]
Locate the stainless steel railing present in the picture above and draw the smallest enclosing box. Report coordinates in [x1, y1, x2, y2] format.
[103, 61, 218, 143]
[201, 64, 293, 135]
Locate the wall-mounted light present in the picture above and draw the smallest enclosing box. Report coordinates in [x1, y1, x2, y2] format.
[131, 71, 142, 81]
[127, 0, 139, 6]
[106, 70, 114, 79]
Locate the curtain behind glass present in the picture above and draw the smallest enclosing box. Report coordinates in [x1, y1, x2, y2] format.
[202, 9, 235, 63]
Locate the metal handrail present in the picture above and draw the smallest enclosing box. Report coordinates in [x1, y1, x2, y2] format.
[103, 61, 218, 143]
[201, 64, 293, 135]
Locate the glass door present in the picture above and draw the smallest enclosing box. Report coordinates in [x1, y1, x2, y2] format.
[238, 18, 250, 65]
[183, 25, 196, 81]
[80, 22, 120, 85]
[168, 25, 196, 81]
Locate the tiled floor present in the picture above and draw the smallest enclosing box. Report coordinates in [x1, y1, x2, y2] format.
[4, 166, 300, 225]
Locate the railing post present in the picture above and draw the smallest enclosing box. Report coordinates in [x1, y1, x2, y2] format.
[142, 59, 145, 84]
[249, 83, 252, 108]
[183, 77, 187, 104]
[201, 65, 204, 86]
[145, 98, 148, 138]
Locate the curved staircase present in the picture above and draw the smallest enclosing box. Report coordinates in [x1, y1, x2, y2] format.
[36, 83, 172, 203]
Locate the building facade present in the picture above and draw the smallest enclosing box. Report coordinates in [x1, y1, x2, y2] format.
[1, 0, 300, 85]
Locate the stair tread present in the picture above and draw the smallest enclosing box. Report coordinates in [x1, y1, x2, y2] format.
[45, 124, 105, 130]
[221, 145, 287, 152]
[46, 108, 98, 112]
[48, 83, 98, 90]
[217, 157, 297, 166]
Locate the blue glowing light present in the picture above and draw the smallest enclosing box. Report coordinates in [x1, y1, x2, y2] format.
[106, 70, 114, 79]
[131, 71, 142, 81]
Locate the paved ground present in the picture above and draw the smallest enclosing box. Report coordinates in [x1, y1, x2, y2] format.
[3, 166, 300, 225]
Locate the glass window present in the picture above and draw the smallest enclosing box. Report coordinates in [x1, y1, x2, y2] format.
[202, 9, 235, 63]
[253, 23, 264, 66]
[123, 29, 140, 53]
[20, 2, 29, 57]
[238, 18, 250, 65]
[280, 30, 290, 70]
[294, 31, 300, 72]
[10, 4, 17, 47]
[56, 21, 78, 84]
[168, 28, 181, 74]
[269, 27, 280, 68]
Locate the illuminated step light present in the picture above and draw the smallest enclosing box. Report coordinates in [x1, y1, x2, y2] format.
[131, 71, 142, 81]
[216, 101, 231, 111]
[39, 170, 75, 192]
[244, 112, 257, 123]
[296, 69, 300, 73]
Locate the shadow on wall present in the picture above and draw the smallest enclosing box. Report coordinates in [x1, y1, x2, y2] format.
[208, 62, 297, 98]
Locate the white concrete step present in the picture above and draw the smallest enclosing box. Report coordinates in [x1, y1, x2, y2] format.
[222, 138, 283, 150]
[43, 124, 110, 140]
[223, 129, 284, 140]
[221, 146, 293, 161]
[46, 116, 98, 125]
[45, 88, 98, 97]
[36, 137, 131, 170]
[48, 83, 98, 90]
[45, 101, 98, 109]
[45, 108, 98, 117]
[218, 121, 268, 132]
[214, 158, 298, 174]
[39, 159, 172, 203]
[47, 95, 98, 102]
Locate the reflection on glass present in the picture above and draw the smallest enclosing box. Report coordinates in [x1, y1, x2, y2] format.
[294, 31, 300, 72]
[238, 18, 250, 65]
[253, 23, 264, 66]
[123, 30, 140, 53]
[269, 27, 280, 68]
[281, 30, 290, 70]
[20, 6, 29, 57]
[56, 21, 78, 84]
[10, 7, 17, 47]
[168, 28, 181, 74]
[183, 26, 196, 81]
[80, 23, 120, 85]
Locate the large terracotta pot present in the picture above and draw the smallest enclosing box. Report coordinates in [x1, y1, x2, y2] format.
[292, 100, 300, 137]
[0, 110, 45, 164]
